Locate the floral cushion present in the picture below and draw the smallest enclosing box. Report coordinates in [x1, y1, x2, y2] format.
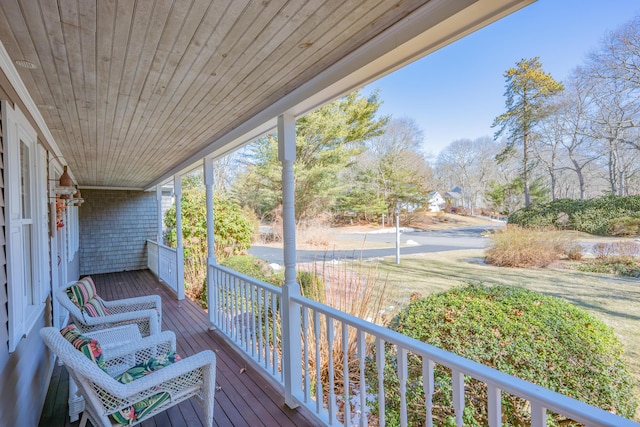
[81, 297, 111, 317]
[60, 324, 107, 371]
[66, 277, 97, 308]
[110, 352, 182, 425]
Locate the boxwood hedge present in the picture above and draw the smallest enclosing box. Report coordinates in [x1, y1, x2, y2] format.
[508, 195, 640, 235]
[375, 284, 636, 426]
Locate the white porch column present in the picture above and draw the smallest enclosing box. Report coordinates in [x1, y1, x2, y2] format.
[204, 157, 216, 328]
[279, 113, 302, 408]
[156, 184, 163, 275]
[174, 175, 185, 300]
[156, 185, 163, 243]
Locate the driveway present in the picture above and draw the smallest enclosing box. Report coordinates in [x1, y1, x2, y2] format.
[248, 224, 504, 264]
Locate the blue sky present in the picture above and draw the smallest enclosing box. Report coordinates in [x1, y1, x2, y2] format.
[362, 0, 640, 157]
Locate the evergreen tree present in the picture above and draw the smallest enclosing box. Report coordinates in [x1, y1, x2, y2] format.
[234, 90, 387, 220]
[493, 57, 564, 207]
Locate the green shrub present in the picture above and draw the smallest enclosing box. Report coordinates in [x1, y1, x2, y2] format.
[576, 258, 640, 278]
[377, 284, 637, 426]
[579, 242, 640, 278]
[219, 255, 325, 301]
[508, 195, 640, 236]
[163, 181, 256, 305]
[220, 255, 283, 286]
[609, 217, 640, 236]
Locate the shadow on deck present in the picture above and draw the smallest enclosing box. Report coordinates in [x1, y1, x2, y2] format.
[39, 269, 321, 427]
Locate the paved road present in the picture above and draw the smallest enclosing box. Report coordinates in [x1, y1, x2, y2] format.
[248, 224, 504, 264]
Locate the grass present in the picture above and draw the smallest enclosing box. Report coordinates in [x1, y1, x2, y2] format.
[361, 249, 640, 419]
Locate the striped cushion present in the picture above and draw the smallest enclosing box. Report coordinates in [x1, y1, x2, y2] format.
[60, 324, 107, 371]
[66, 277, 97, 308]
[81, 297, 110, 317]
[110, 352, 181, 425]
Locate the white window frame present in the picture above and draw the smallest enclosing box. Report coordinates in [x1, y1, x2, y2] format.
[66, 205, 79, 260]
[3, 100, 48, 352]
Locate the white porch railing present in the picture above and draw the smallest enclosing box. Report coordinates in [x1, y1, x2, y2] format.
[209, 263, 284, 384]
[147, 240, 178, 293]
[209, 263, 637, 427]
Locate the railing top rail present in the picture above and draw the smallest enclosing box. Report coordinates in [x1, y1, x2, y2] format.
[211, 263, 283, 295]
[146, 239, 177, 253]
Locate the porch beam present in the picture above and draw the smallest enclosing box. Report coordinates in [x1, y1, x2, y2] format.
[278, 113, 302, 408]
[203, 157, 216, 328]
[174, 175, 185, 300]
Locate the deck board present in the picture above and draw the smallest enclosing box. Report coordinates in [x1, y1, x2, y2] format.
[39, 269, 321, 427]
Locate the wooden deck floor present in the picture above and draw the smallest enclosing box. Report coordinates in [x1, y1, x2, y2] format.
[39, 269, 321, 427]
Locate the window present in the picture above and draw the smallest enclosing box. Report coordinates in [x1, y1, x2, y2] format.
[3, 101, 47, 352]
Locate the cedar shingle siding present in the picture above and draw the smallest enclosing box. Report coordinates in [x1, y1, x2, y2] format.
[79, 189, 157, 275]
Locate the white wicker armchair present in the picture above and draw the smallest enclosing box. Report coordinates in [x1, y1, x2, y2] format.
[41, 326, 216, 427]
[56, 277, 162, 336]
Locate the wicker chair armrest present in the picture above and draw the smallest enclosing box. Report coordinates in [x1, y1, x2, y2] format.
[79, 309, 159, 333]
[102, 294, 161, 309]
[84, 324, 142, 349]
[55, 286, 84, 316]
[102, 330, 176, 362]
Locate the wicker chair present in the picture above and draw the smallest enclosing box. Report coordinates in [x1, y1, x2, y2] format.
[56, 276, 161, 336]
[41, 326, 216, 427]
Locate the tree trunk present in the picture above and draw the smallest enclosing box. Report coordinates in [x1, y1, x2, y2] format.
[608, 139, 617, 195]
[523, 130, 531, 207]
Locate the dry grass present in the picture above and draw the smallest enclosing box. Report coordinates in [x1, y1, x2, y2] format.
[184, 255, 207, 301]
[296, 259, 394, 424]
[593, 241, 640, 259]
[485, 225, 582, 267]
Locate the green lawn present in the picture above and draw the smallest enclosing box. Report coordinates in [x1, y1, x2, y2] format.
[365, 249, 640, 399]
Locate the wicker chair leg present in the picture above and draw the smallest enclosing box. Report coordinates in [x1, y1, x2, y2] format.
[79, 411, 89, 427]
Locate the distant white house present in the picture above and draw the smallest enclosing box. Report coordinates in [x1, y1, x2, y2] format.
[445, 186, 463, 209]
[427, 191, 446, 212]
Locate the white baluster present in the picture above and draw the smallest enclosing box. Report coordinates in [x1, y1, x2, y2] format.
[223, 273, 229, 333]
[342, 322, 351, 426]
[314, 310, 322, 413]
[233, 276, 238, 342]
[531, 402, 546, 427]
[423, 358, 434, 427]
[487, 384, 502, 427]
[376, 337, 385, 427]
[358, 329, 367, 427]
[257, 288, 263, 363]
[327, 317, 336, 425]
[250, 284, 256, 357]
[272, 292, 278, 376]
[451, 369, 464, 427]
[263, 291, 270, 369]
[398, 347, 408, 427]
[302, 307, 310, 403]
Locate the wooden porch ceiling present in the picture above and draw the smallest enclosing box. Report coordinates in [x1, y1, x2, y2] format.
[0, 0, 533, 190]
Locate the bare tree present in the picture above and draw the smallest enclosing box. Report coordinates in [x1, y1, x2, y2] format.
[356, 117, 432, 215]
[434, 136, 499, 212]
[588, 15, 640, 151]
[583, 73, 640, 194]
[536, 71, 601, 200]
